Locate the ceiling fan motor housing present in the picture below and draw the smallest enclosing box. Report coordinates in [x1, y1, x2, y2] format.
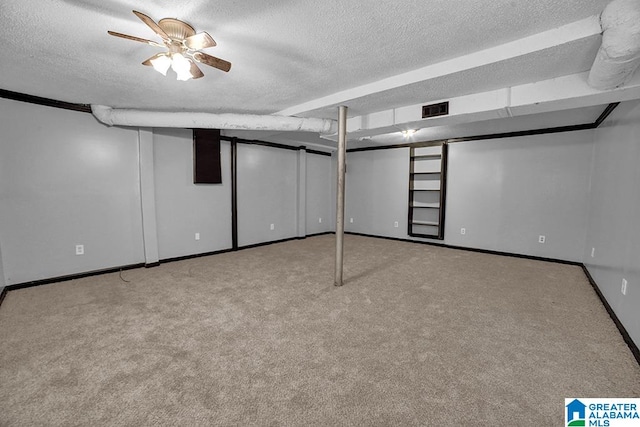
[158, 18, 196, 41]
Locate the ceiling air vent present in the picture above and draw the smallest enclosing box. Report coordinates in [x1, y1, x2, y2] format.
[422, 101, 449, 119]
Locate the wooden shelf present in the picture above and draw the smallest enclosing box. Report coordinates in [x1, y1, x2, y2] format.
[411, 202, 440, 207]
[411, 205, 439, 209]
[412, 154, 441, 159]
[409, 232, 439, 238]
[410, 189, 440, 192]
[411, 220, 439, 226]
[410, 172, 440, 175]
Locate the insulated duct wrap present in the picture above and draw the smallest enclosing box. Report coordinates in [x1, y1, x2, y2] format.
[91, 105, 338, 134]
[588, 0, 640, 90]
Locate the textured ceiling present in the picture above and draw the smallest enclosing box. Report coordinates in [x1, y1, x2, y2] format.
[0, 0, 610, 117]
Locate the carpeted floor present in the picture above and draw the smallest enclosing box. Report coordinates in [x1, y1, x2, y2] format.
[1, 234, 638, 425]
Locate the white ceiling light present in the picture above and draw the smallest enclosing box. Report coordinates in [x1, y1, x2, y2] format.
[149, 54, 171, 76]
[401, 129, 417, 137]
[171, 53, 193, 81]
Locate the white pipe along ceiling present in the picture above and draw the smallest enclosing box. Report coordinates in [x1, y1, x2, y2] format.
[91, 105, 338, 134]
[588, 0, 640, 90]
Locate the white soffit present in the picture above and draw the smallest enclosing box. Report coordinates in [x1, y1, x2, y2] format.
[351, 105, 606, 149]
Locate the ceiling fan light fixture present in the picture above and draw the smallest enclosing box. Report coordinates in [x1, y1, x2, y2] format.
[175, 69, 193, 81]
[171, 53, 193, 81]
[150, 54, 171, 76]
[109, 11, 231, 80]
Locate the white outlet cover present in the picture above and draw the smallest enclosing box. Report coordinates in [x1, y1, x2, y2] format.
[195, 233, 200, 240]
[591, 247, 595, 258]
[461, 228, 466, 235]
[319, 218, 322, 223]
[622, 278, 628, 295]
[75, 244, 84, 255]
[394, 221, 399, 228]
[350, 218, 354, 223]
[539, 235, 546, 243]
[270, 224, 275, 230]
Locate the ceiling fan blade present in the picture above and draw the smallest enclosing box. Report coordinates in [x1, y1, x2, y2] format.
[141, 53, 165, 66]
[132, 10, 170, 41]
[193, 52, 231, 72]
[108, 31, 163, 47]
[185, 32, 216, 50]
[189, 60, 205, 79]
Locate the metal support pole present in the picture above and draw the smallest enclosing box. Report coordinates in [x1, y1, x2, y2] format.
[335, 106, 347, 286]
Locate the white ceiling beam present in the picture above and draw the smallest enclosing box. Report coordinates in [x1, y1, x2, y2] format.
[510, 71, 640, 115]
[276, 16, 602, 117]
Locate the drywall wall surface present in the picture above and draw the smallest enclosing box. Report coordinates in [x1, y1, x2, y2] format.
[138, 128, 160, 265]
[330, 151, 338, 231]
[306, 153, 333, 235]
[153, 128, 232, 259]
[344, 151, 375, 234]
[445, 131, 594, 261]
[584, 100, 640, 348]
[297, 150, 307, 237]
[0, 242, 5, 287]
[237, 144, 298, 246]
[0, 98, 145, 284]
[345, 148, 410, 239]
[344, 131, 593, 260]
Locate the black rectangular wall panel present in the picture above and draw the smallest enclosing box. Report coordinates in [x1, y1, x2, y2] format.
[193, 129, 222, 184]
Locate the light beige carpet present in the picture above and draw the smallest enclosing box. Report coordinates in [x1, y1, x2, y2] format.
[1, 234, 638, 426]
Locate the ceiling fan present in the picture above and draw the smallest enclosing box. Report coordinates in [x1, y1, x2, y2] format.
[108, 10, 231, 81]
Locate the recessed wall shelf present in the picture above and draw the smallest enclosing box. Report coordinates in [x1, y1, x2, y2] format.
[408, 143, 447, 239]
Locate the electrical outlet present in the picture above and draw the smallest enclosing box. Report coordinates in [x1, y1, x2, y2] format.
[394, 221, 399, 228]
[622, 278, 628, 295]
[350, 218, 354, 223]
[591, 247, 595, 258]
[460, 228, 466, 235]
[319, 218, 322, 223]
[270, 223, 275, 230]
[75, 244, 84, 255]
[195, 232, 200, 241]
[538, 235, 546, 244]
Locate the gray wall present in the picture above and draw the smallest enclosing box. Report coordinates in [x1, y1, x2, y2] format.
[445, 132, 594, 261]
[153, 129, 233, 259]
[306, 153, 333, 235]
[0, 242, 5, 287]
[344, 131, 594, 262]
[345, 148, 409, 239]
[0, 98, 145, 284]
[584, 100, 640, 347]
[0, 97, 334, 284]
[236, 144, 300, 247]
